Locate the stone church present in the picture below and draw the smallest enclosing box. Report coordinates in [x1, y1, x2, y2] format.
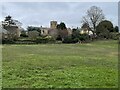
[28, 21, 72, 40]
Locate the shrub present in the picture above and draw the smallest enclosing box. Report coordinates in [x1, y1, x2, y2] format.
[2, 39, 15, 44]
[62, 36, 73, 43]
[73, 38, 79, 43]
[20, 33, 28, 37]
[109, 32, 120, 40]
[63, 34, 91, 44]
[62, 36, 79, 43]
[79, 34, 90, 42]
[36, 36, 56, 44]
[45, 36, 56, 43]
[36, 37, 47, 43]
[116, 33, 120, 40]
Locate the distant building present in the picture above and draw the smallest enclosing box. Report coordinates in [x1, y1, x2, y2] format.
[40, 27, 49, 36]
[67, 28, 72, 36]
[50, 21, 57, 29]
[80, 23, 93, 35]
[28, 21, 72, 40]
[40, 21, 58, 37]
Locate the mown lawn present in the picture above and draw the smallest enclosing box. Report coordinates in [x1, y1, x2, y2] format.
[2, 40, 118, 88]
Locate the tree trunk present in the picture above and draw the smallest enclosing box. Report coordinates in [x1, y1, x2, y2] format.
[92, 23, 96, 39]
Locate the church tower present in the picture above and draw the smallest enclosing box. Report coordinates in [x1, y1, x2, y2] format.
[50, 21, 57, 29]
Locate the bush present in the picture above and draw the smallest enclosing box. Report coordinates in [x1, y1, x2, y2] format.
[116, 33, 120, 40]
[62, 36, 73, 43]
[36, 37, 48, 43]
[36, 36, 56, 44]
[20, 34, 28, 37]
[63, 34, 91, 44]
[45, 36, 56, 43]
[2, 39, 15, 44]
[62, 36, 79, 43]
[79, 34, 90, 42]
[73, 38, 79, 43]
[109, 32, 120, 40]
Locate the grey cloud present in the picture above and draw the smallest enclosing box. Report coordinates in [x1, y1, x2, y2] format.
[1, 2, 118, 29]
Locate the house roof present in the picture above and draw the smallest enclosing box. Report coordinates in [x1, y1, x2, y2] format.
[81, 23, 89, 28]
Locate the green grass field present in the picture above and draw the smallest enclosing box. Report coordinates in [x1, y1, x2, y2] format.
[2, 40, 118, 88]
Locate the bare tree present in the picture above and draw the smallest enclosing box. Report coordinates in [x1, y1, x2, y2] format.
[82, 6, 105, 37]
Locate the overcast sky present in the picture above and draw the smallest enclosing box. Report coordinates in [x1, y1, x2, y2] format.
[0, 2, 118, 29]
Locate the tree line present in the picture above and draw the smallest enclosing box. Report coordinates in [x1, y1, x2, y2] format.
[2, 6, 119, 44]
